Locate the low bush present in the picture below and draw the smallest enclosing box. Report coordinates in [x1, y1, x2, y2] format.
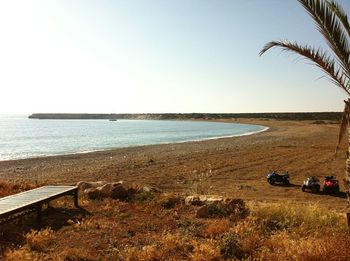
[177, 218, 204, 237]
[132, 191, 155, 203]
[25, 228, 55, 252]
[126, 233, 194, 261]
[219, 232, 244, 260]
[3, 247, 40, 261]
[160, 195, 181, 209]
[206, 199, 248, 219]
[190, 241, 220, 261]
[204, 220, 230, 238]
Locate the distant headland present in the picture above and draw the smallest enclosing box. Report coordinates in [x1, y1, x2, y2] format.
[28, 112, 342, 121]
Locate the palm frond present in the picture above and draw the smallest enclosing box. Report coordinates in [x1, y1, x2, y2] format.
[298, 0, 350, 79]
[260, 40, 350, 95]
[327, 0, 350, 38]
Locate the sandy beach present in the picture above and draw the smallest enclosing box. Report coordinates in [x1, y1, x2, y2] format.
[0, 119, 347, 211]
[2, 118, 350, 260]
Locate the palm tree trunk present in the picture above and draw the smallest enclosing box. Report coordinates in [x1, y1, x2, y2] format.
[338, 100, 350, 206]
[346, 117, 350, 205]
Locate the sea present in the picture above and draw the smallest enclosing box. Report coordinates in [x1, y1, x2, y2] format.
[0, 115, 267, 161]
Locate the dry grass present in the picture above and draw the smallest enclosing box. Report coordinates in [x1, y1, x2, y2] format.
[25, 228, 55, 252]
[125, 233, 193, 261]
[0, 180, 38, 197]
[258, 231, 350, 261]
[190, 240, 220, 261]
[186, 168, 213, 195]
[56, 248, 96, 261]
[3, 247, 41, 261]
[204, 220, 230, 238]
[1, 180, 350, 260]
[251, 202, 345, 234]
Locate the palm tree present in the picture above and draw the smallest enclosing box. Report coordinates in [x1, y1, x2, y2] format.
[260, 0, 350, 203]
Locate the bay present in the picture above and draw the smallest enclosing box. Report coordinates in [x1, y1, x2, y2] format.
[0, 115, 267, 161]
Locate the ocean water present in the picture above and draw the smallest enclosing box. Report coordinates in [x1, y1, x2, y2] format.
[0, 115, 267, 161]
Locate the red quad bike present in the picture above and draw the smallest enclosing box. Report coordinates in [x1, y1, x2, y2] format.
[322, 176, 340, 194]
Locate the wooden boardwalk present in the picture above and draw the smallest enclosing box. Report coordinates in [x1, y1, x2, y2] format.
[0, 186, 78, 223]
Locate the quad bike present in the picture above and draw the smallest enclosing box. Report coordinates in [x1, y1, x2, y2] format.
[322, 176, 340, 194]
[267, 171, 290, 185]
[301, 176, 320, 193]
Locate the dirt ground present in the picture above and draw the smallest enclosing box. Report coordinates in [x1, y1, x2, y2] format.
[0, 119, 348, 212]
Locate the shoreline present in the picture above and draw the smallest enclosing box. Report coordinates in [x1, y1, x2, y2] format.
[0, 118, 347, 211]
[0, 121, 268, 163]
[62, 125, 270, 161]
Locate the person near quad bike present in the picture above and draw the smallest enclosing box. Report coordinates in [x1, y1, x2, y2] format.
[322, 176, 340, 194]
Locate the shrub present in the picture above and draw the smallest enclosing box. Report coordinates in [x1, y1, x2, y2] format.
[207, 203, 235, 218]
[204, 220, 230, 238]
[219, 232, 244, 260]
[125, 233, 193, 261]
[3, 247, 40, 261]
[160, 195, 181, 209]
[25, 228, 55, 252]
[206, 199, 248, 218]
[190, 240, 220, 261]
[177, 218, 204, 237]
[132, 191, 155, 203]
[233, 218, 264, 255]
[126, 245, 163, 261]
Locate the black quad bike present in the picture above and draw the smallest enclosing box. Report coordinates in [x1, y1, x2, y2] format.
[267, 171, 290, 185]
[301, 176, 320, 193]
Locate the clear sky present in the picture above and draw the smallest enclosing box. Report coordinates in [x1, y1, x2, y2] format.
[1, 0, 350, 114]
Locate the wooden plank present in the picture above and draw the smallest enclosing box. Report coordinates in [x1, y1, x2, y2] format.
[0, 186, 78, 218]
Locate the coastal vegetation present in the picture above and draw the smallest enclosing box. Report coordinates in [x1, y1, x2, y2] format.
[29, 112, 342, 121]
[1, 180, 350, 260]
